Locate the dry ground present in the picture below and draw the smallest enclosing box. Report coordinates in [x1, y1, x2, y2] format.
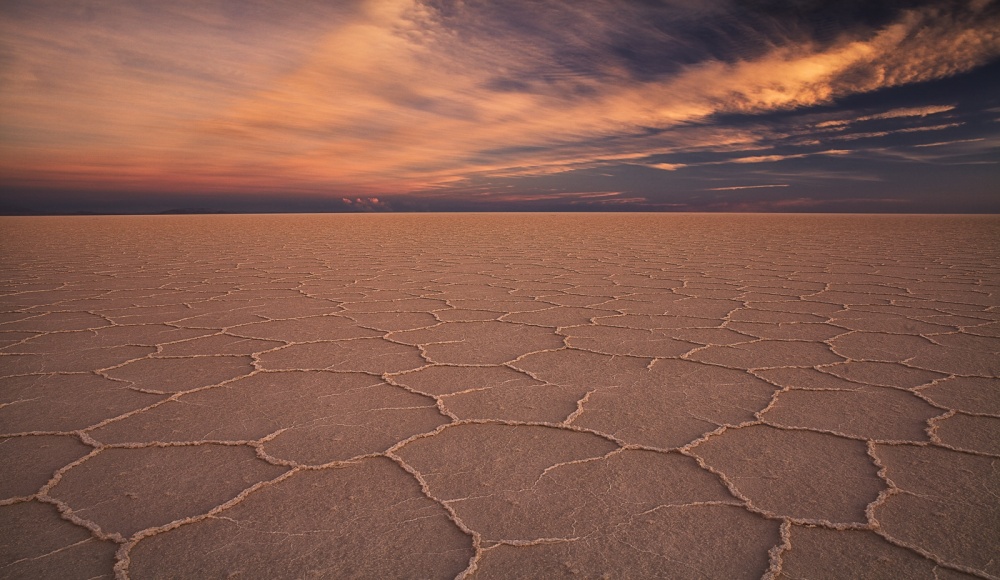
[1, 214, 998, 579]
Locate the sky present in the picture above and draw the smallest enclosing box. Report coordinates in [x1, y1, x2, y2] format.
[1, 0, 999, 213]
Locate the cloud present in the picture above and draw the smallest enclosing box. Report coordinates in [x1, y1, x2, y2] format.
[706, 184, 790, 191]
[724, 150, 851, 164]
[862, 134, 998, 164]
[912, 137, 987, 148]
[647, 163, 688, 171]
[340, 196, 391, 211]
[1, 0, 998, 198]
[743, 169, 885, 183]
[829, 122, 965, 141]
[729, 154, 809, 164]
[816, 105, 957, 128]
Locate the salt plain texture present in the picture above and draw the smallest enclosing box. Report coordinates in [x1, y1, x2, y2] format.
[1, 213, 998, 579]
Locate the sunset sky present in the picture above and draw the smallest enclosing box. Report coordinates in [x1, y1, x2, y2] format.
[1, 0, 998, 213]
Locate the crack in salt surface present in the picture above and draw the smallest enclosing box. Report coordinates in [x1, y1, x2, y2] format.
[1, 214, 998, 579]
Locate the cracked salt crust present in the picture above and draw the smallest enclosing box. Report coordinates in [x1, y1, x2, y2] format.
[1, 213, 998, 579]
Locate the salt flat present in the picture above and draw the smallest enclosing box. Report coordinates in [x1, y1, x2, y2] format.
[1, 213, 998, 579]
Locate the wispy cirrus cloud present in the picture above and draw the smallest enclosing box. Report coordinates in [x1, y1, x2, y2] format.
[724, 150, 851, 164]
[815, 105, 957, 128]
[647, 163, 689, 172]
[728, 153, 806, 164]
[913, 137, 988, 148]
[706, 184, 790, 191]
[828, 123, 965, 141]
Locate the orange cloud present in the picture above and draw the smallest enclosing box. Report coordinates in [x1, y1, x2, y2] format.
[1, 0, 998, 196]
[646, 163, 688, 172]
